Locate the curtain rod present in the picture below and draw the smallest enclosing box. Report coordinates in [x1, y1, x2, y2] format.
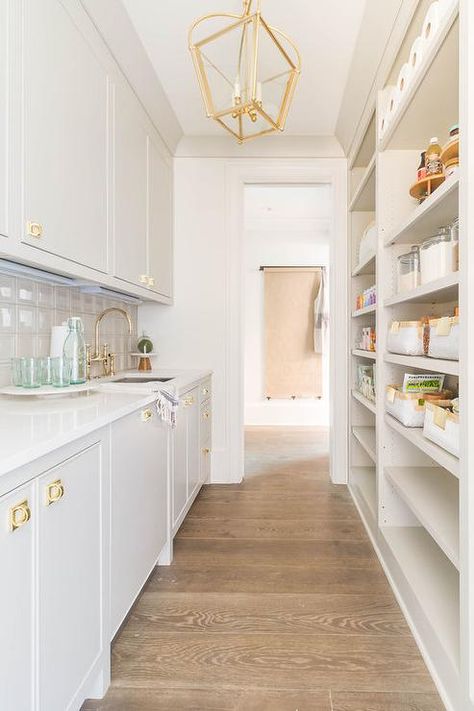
[259, 265, 325, 271]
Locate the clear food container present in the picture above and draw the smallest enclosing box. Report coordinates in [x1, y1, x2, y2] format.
[397, 247, 420, 293]
[420, 226, 458, 284]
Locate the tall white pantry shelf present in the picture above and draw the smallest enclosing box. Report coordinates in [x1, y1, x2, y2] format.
[347, 3, 474, 710]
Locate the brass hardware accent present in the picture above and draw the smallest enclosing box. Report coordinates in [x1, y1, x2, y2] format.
[202, 387, 209, 396]
[46, 479, 64, 506]
[202, 411, 210, 419]
[9, 500, 31, 531]
[26, 221, 43, 238]
[202, 447, 211, 455]
[139, 275, 149, 284]
[141, 408, 153, 422]
[183, 396, 194, 407]
[148, 276, 155, 287]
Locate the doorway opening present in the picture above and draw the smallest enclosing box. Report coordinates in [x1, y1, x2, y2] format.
[243, 184, 331, 478]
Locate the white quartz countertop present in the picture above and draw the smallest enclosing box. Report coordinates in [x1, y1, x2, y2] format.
[0, 368, 211, 477]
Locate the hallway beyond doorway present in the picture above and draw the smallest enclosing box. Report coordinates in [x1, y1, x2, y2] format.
[84, 427, 442, 711]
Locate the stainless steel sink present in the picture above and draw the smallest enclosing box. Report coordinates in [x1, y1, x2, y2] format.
[112, 377, 174, 384]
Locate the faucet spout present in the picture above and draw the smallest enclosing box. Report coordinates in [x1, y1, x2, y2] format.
[93, 307, 132, 359]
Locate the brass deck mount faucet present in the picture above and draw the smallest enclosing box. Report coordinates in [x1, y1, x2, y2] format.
[86, 307, 132, 379]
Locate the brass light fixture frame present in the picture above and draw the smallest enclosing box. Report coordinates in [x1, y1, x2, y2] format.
[188, 0, 301, 143]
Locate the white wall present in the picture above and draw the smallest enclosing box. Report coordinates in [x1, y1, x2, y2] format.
[243, 185, 330, 426]
[139, 156, 347, 484]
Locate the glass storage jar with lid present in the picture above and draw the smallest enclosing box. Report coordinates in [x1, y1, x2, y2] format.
[397, 246, 420, 293]
[420, 225, 459, 285]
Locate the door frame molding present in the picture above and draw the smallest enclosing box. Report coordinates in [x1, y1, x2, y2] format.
[224, 159, 348, 484]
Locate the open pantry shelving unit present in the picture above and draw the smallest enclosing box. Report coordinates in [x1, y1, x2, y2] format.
[348, 107, 377, 538]
[347, 3, 474, 710]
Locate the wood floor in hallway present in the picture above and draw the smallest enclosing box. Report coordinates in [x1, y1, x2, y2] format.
[84, 426, 444, 711]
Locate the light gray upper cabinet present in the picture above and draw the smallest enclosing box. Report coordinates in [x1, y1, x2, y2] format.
[147, 136, 173, 298]
[113, 83, 148, 288]
[20, 0, 109, 272]
[113, 83, 173, 298]
[0, 0, 9, 239]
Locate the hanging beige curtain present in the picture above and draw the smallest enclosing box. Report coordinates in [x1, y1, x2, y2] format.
[264, 267, 322, 399]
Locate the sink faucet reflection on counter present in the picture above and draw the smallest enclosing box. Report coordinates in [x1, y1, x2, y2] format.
[86, 307, 133, 379]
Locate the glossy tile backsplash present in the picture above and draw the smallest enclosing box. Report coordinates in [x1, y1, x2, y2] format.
[0, 273, 138, 386]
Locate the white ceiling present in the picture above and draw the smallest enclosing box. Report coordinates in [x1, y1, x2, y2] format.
[122, 0, 366, 137]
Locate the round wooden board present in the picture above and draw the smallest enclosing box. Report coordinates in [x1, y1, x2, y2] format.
[409, 174, 445, 201]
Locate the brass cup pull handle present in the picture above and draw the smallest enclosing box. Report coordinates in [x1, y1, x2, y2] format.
[141, 408, 153, 422]
[26, 221, 43, 238]
[9, 500, 31, 531]
[46, 480, 64, 506]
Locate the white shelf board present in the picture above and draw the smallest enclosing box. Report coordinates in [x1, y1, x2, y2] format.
[382, 526, 459, 671]
[352, 390, 376, 414]
[384, 272, 459, 306]
[384, 352, 459, 377]
[386, 467, 459, 568]
[384, 414, 459, 478]
[352, 349, 377, 361]
[349, 154, 376, 212]
[352, 304, 376, 318]
[352, 252, 376, 277]
[350, 466, 377, 522]
[379, 7, 459, 151]
[383, 174, 459, 247]
[352, 426, 376, 462]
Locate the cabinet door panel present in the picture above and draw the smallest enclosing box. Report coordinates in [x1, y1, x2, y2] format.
[0, 0, 8, 239]
[187, 388, 200, 499]
[111, 409, 167, 634]
[148, 137, 173, 298]
[114, 84, 147, 287]
[0, 482, 35, 711]
[173, 410, 187, 529]
[22, 0, 108, 271]
[38, 443, 102, 711]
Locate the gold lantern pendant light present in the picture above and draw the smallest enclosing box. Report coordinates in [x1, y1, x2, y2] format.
[188, 0, 301, 143]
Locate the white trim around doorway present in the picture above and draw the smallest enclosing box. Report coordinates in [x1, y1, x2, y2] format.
[224, 159, 348, 485]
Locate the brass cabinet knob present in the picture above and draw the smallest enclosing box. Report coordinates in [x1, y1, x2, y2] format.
[46, 479, 64, 506]
[183, 396, 194, 407]
[202, 411, 210, 420]
[141, 408, 153, 422]
[9, 500, 31, 531]
[202, 387, 209, 395]
[202, 447, 211, 455]
[26, 221, 43, 238]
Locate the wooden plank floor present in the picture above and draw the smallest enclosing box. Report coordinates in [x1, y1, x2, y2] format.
[83, 426, 444, 711]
